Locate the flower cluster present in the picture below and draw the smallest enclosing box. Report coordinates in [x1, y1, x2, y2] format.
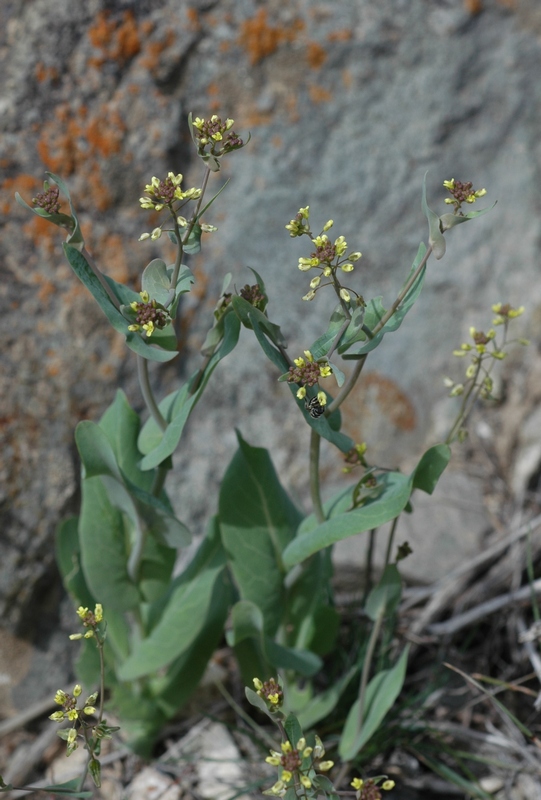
[239, 283, 266, 310]
[286, 207, 362, 302]
[32, 182, 61, 214]
[69, 603, 104, 641]
[444, 303, 527, 400]
[351, 776, 395, 799]
[254, 677, 283, 708]
[127, 291, 171, 338]
[492, 302, 525, 326]
[49, 684, 98, 755]
[285, 206, 310, 237]
[343, 442, 368, 473]
[264, 735, 334, 797]
[443, 178, 486, 212]
[139, 172, 201, 212]
[286, 350, 332, 406]
[192, 115, 244, 155]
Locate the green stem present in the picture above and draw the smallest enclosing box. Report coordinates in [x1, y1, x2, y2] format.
[384, 517, 399, 567]
[358, 606, 385, 732]
[371, 244, 433, 337]
[137, 355, 167, 432]
[327, 317, 351, 361]
[151, 463, 168, 497]
[309, 428, 326, 524]
[326, 355, 367, 414]
[363, 528, 377, 604]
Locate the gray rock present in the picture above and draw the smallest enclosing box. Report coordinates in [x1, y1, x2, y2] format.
[1, 0, 540, 642]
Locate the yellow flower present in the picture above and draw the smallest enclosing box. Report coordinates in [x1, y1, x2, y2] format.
[253, 677, 263, 690]
[318, 760, 334, 771]
[54, 690, 67, 705]
[317, 391, 327, 406]
[319, 364, 332, 378]
[443, 179, 455, 190]
[340, 288, 351, 302]
[382, 780, 395, 790]
[297, 386, 307, 400]
[300, 776, 311, 789]
[351, 778, 364, 790]
[323, 219, 334, 231]
[94, 604, 103, 622]
[281, 770, 292, 783]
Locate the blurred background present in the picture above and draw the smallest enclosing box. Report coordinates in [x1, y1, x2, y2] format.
[1, 0, 541, 713]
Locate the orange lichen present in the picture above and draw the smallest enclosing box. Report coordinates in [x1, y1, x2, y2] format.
[0, 174, 40, 215]
[87, 10, 143, 67]
[23, 214, 60, 254]
[36, 102, 126, 211]
[186, 7, 202, 31]
[96, 233, 130, 283]
[238, 9, 304, 65]
[86, 107, 126, 158]
[35, 62, 60, 83]
[139, 29, 175, 70]
[308, 84, 332, 104]
[463, 0, 483, 13]
[306, 41, 327, 69]
[359, 373, 417, 432]
[327, 28, 353, 42]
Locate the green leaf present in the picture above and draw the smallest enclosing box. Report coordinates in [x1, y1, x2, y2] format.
[141, 259, 194, 305]
[55, 516, 95, 608]
[219, 433, 303, 635]
[98, 390, 154, 492]
[439, 202, 496, 232]
[414, 753, 493, 800]
[79, 476, 140, 614]
[183, 222, 202, 254]
[339, 243, 427, 358]
[364, 564, 402, 622]
[296, 666, 357, 730]
[339, 646, 409, 760]
[285, 713, 304, 747]
[422, 171, 446, 259]
[152, 531, 231, 717]
[63, 246, 178, 362]
[411, 443, 451, 495]
[309, 305, 349, 359]
[138, 311, 241, 470]
[117, 532, 227, 680]
[88, 759, 101, 788]
[227, 601, 321, 678]
[283, 472, 412, 569]
[32, 779, 93, 798]
[231, 295, 287, 347]
[245, 686, 273, 716]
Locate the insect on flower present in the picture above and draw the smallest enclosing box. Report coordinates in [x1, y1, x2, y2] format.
[305, 396, 325, 418]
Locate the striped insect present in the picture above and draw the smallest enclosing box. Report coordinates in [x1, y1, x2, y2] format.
[304, 395, 325, 419]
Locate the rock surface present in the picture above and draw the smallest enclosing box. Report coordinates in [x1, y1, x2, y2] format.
[1, 0, 541, 697]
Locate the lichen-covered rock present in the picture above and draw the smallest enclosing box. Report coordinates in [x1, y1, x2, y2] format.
[1, 0, 540, 634]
